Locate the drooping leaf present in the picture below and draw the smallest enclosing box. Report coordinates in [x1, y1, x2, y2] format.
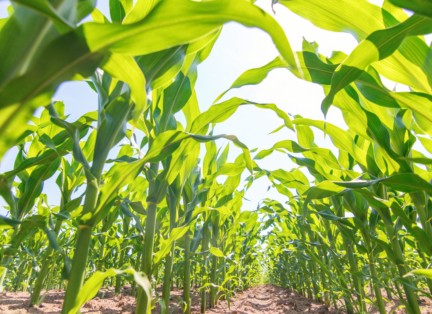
[389, 0, 432, 18]
[0, 215, 20, 229]
[322, 14, 432, 115]
[68, 267, 151, 314]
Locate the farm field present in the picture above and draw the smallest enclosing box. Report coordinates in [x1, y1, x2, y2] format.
[3, 285, 432, 313]
[1, 0, 432, 314]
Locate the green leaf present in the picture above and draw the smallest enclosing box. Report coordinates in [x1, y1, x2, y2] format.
[122, 0, 161, 24]
[217, 40, 337, 100]
[17, 158, 61, 219]
[109, 0, 126, 23]
[280, 0, 431, 91]
[11, 0, 75, 31]
[255, 140, 307, 160]
[0, 31, 102, 158]
[137, 45, 186, 90]
[154, 226, 189, 264]
[0, 215, 20, 229]
[405, 269, 432, 280]
[68, 267, 151, 314]
[191, 97, 293, 134]
[1, 0, 300, 161]
[84, 0, 299, 74]
[389, 0, 432, 18]
[83, 160, 145, 225]
[86, 130, 251, 224]
[129, 201, 147, 215]
[293, 118, 367, 167]
[322, 14, 432, 115]
[209, 246, 225, 258]
[215, 57, 286, 101]
[333, 173, 432, 195]
[159, 71, 192, 131]
[305, 181, 346, 203]
[91, 95, 132, 177]
[279, 0, 381, 40]
[102, 53, 146, 119]
[43, 225, 61, 251]
[315, 209, 343, 221]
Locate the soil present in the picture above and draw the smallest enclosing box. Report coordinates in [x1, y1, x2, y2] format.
[1, 284, 432, 313]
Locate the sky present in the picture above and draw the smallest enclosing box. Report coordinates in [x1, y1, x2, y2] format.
[0, 0, 384, 214]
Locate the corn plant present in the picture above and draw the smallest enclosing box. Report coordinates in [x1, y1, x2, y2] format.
[1, 0, 432, 314]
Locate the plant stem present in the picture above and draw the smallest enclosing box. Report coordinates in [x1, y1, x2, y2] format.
[183, 231, 192, 314]
[162, 187, 178, 313]
[61, 226, 92, 313]
[31, 219, 63, 305]
[135, 200, 157, 314]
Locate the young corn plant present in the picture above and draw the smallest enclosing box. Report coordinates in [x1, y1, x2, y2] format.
[0, 1, 431, 314]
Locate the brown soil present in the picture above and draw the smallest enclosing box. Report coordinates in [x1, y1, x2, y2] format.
[1, 284, 431, 313]
[202, 285, 336, 313]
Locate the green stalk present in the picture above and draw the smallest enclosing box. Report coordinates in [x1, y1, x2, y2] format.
[322, 239, 354, 313]
[417, 248, 432, 294]
[411, 192, 432, 294]
[378, 187, 420, 314]
[209, 213, 219, 308]
[183, 231, 192, 314]
[0, 227, 19, 292]
[135, 200, 158, 314]
[384, 223, 421, 314]
[301, 262, 313, 299]
[62, 226, 93, 313]
[131, 251, 141, 296]
[308, 261, 320, 301]
[162, 186, 178, 313]
[13, 261, 23, 291]
[329, 198, 364, 312]
[136, 162, 161, 314]
[162, 246, 175, 312]
[201, 220, 210, 314]
[0, 265, 8, 292]
[359, 227, 386, 314]
[97, 232, 106, 271]
[391, 267, 404, 300]
[30, 219, 63, 305]
[115, 248, 126, 294]
[209, 255, 218, 307]
[368, 253, 385, 313]
[345, 237, 366, 312]
[61, 97, 130, 313]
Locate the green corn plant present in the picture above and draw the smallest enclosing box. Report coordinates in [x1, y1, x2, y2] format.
[0, 1, 431, 314]
[30, 148, 87, 304]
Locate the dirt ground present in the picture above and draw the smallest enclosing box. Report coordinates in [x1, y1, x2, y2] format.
[1, 284, 432, 313]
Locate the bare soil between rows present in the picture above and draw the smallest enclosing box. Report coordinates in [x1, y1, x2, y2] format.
[1, 284, 431, 313]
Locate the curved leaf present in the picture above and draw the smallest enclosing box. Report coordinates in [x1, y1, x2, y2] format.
[322, 14, 432, 115]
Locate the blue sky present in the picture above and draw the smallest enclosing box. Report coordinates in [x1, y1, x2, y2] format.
[0, 1, 377, 214]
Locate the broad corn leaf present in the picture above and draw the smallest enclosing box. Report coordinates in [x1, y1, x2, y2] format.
[190, 97, 294, 134]
[280, 0, 432, 97]
[0, 0, 299, 158]
[68, 268, 151, 314]
[322, 14, 432, 115]
[405, 269, 432, 280]
[102, 53, 147, 119]
[83, 0, 299, 74]
[216, 40, 337, 100]
[154, 226, 189, 264]
[209, 246, 225, 258]
[389, 0, 432, 18]
[0, 215, 20, 230]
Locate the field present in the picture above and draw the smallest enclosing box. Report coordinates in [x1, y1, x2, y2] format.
[0, 0, 432, 314]
[3, 285, 432, 313]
